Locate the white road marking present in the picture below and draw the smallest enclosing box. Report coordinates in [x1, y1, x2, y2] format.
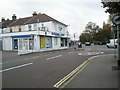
[0, 63, 2, 65]
[0, 62, 33, 73]
[78, 53, 82, 55]
[25, 56, 40, 60]
[32, 56, 40, 59]
[78, 52, 104, 56]
[46, 55, 62, 60]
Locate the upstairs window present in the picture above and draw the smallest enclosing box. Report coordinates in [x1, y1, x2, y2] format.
[34, 24, 37, 31]
[10, 28, 12, 33]
[28, 25, 32, 31]
[19, 27, 21, 32]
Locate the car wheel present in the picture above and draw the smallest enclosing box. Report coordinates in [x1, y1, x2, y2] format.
[107, 45, 109, 48]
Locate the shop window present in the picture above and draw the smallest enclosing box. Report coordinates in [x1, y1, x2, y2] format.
[61, 38, 64, 47]
[46, 37, 52, 48]
[65, 39, 67, 46]
[54, 38, 58, 46]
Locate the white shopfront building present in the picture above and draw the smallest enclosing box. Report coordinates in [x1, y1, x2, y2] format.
[0, 13, 70, 54]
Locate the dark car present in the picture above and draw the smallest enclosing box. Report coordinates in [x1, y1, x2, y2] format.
[85, 42, 91, 46]
[78, 42, 82, 48]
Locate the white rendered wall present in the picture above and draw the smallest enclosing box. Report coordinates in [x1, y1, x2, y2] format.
[52, 37, 60, 50]
[3, 37, 12, 50]
[34, 35, 40, 51]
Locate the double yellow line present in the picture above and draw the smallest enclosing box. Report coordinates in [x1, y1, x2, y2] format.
[53, 54, 113, 88]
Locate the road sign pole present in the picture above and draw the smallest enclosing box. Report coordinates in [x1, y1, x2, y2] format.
[112, 26, 117, 57]
[112, 13, 120, 67]
[117, 25, 120, 66]
[114, 32, 116, 57]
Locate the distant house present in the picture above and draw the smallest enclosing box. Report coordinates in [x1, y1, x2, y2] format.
[0, 12, 70, 52]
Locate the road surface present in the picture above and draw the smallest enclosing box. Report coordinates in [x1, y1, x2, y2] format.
[1, 45, 115, 88]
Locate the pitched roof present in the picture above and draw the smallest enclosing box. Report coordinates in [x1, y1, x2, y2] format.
[1, 13, 67, 27]
[0, 20, 16, 28]
[25, 14, 68, 26]
[8, 16, 32, 27]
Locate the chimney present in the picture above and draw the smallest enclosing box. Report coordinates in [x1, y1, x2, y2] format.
[38, 12, 41, 15]
[7, 18, 9, 21]
[32, 11, 37, 17]
[1, 17, 5, 22]
[12, 14, 17, 20]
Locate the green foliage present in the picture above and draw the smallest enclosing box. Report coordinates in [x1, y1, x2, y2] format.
[101, 1, 120, 14]
[80, 33, 92, 43]
[79, 22, 112, 44]
[79, 1, 120, 45]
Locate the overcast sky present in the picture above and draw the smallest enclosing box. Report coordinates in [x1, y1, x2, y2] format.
[0, 0, 109, 40]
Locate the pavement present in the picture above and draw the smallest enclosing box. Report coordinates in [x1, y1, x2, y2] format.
[63, 54, 119, 88]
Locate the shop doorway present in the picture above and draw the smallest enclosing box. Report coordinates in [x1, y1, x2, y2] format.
[13, 39, 18, 50]
[40, 36, 46, 49]
[0, 40, 2, 50]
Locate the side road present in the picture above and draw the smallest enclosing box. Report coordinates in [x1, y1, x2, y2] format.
[64, 54, 119, 88]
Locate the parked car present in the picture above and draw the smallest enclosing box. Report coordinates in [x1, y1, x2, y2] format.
[106, 39, 118, 48]
[85, 42, 91, 46]
[78, 42, 82, 48]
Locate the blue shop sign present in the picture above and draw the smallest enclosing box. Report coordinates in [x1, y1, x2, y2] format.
[52, 32, 61, 36]
[11, 35, 31, 38]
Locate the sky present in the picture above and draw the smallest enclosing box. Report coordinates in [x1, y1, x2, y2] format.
[0, 0, 109, 40]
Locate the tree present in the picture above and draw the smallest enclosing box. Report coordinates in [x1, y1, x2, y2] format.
[80, 33, 92, 43]
[79, 21, 113, 45]
[101, 1, 120, 40]
[107, 14, 113, 25]
[97, 23, 112, 42]
[80, 22, 101, 44]
[101, 1, 120, 14]
[101, 0, 120, 67]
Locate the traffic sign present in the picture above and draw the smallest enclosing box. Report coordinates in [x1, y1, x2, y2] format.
[112, 13, 120, 25]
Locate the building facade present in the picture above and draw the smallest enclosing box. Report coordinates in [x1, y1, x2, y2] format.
[0, 12, 70, 53]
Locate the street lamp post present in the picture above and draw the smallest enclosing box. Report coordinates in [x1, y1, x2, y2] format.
[74, 33, 76, 49]
[67, 25, 70, 48]
[67, 31, 69, 47]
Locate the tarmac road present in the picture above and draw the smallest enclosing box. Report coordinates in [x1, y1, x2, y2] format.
[1, 45, 115, 88]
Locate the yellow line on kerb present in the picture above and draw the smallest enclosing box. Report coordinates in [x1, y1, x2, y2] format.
[53, 54, 113, 88]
